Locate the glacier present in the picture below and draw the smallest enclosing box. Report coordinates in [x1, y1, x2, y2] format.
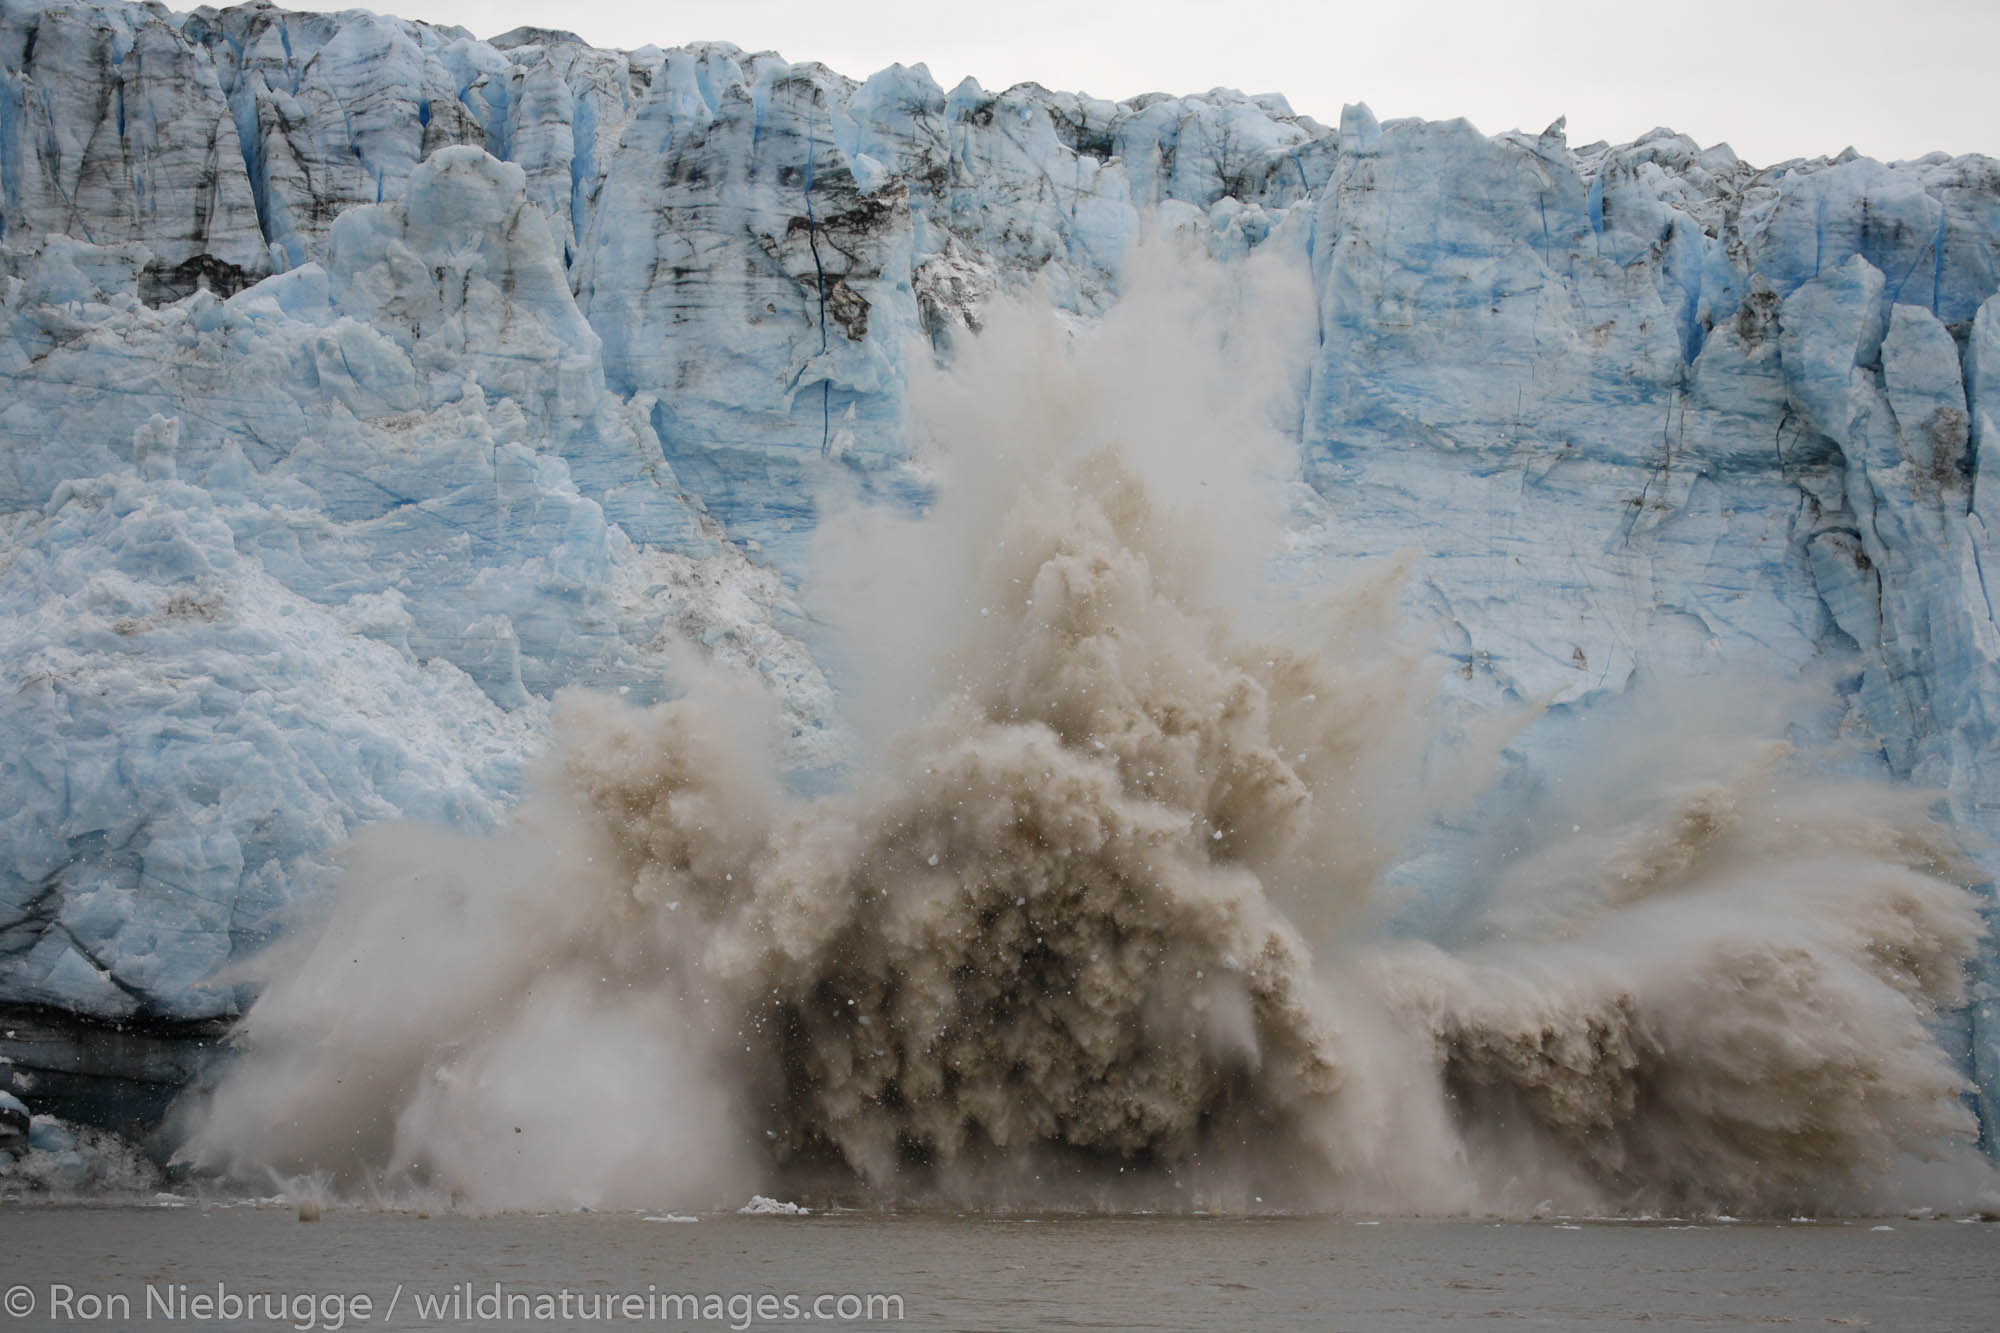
[2, 0, 1999, 1165]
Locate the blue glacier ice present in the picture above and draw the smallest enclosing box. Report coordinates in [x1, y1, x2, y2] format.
[2, 0, 1999, 1159]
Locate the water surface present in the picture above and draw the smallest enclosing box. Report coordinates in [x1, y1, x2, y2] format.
[2, 1207, 1996, 1330]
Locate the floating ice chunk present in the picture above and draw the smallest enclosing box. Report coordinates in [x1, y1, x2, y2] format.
[737, 1196, 809, 1215]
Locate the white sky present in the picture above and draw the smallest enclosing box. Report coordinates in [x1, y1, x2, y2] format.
[291, 0, 1997, 167]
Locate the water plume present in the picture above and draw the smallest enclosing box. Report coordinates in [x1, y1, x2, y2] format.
[178, 249, 1993, 1216]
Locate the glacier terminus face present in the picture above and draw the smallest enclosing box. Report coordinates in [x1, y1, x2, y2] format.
[3, 0, 2000, 1201]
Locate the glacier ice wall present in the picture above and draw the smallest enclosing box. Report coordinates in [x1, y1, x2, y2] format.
[2, 0, 1999, 1147]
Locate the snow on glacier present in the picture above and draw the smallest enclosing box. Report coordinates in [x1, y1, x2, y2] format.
[1, 0, 1999, 1144]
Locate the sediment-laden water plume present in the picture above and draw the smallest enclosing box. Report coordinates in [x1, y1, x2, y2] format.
[179, 258, 1993, 1217]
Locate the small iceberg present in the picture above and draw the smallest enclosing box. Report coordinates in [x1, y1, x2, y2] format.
[738, 1196, 809, 1216]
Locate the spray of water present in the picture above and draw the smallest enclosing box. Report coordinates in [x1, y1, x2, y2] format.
[178, 250, 1992, 1216]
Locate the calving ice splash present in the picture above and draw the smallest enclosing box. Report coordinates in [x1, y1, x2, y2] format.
[179, 260, 1994, 1217]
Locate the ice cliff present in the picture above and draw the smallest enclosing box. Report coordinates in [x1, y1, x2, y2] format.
[3, 0, 1999, 1150]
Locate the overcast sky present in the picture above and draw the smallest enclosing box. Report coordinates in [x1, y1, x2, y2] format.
[291, 0, 1996, 167]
